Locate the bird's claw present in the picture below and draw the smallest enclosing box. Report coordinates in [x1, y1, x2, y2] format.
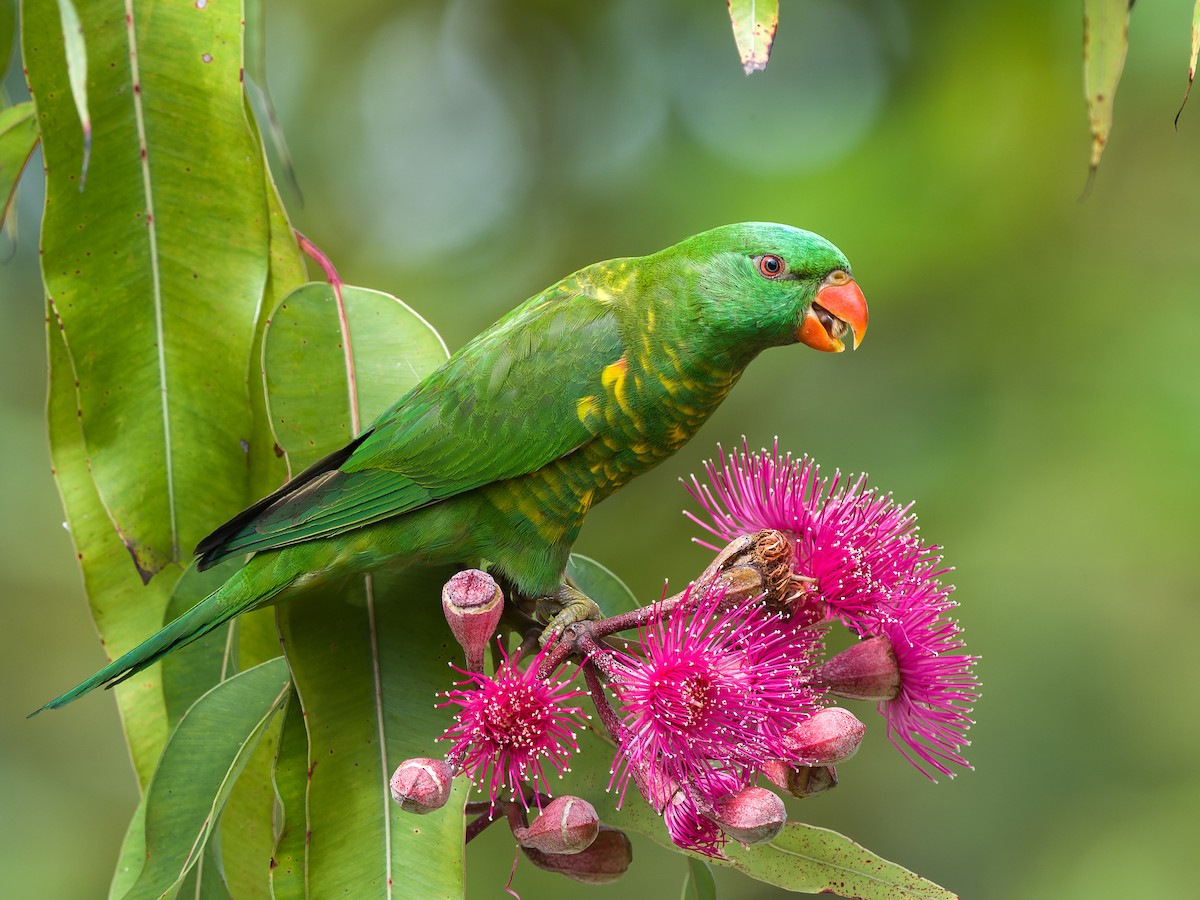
[535, 584, 602, 647]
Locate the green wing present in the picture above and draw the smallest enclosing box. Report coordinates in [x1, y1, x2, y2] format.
[195, 282, 625, 568]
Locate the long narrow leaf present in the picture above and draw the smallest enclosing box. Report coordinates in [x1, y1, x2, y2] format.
[46, 302, 179, 785]
[727, 0, 779, 74]
[1083, 0, 1133, 177]
[120, 658, 291, 900]
[264, 280, 461, 897]
[269, 690, 308, 900]
[25, 0, 272, 579]
[1176, 1, 1200, 125]
[52, 0, 89, 183]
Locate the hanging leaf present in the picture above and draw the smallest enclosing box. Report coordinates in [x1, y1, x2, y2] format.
[683, 856, 718, 900]
[1, 0, 15, 91]
[119, 658, 291, 900]
[52, 0, 89, 184]
[1176, 1, 1200, 126]
[244, 0, 302, 202]
[269, 690, 309, 900]
[46, 303, 180, 786]
[727, 0, 779, 75]
[1083, 0, 1133, 179]
[0, 101, 38, 232]
[26, 0, 272, 580]
[263, 279, 462, 897]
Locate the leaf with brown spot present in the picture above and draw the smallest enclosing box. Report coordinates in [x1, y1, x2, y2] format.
[1083, 0, 1133, 180]
[727, 0, 779, 75]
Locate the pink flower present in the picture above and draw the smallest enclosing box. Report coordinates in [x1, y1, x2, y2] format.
[686, 441, 980, 779]
[609, 583, 824, 802]
[869, 577, 980, 780]
[438, 641, 587, 809]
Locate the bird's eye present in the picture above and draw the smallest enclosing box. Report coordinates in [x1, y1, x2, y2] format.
[757, 255, 785, 278]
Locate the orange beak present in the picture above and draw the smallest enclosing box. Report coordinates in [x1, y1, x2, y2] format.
[796, 277, 868, 353]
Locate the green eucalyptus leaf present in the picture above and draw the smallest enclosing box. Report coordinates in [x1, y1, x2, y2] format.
[219, 709, 285, 900]
[727, 0, 779, 75]
[0, 101, 37, 230]
[244, 0, 301, 202]
[120, 657, 291, 900]
[263, 277, 457, 896]
[1083, 0, 1133, 176]
[109, 799, 147, 899]
[52, 0, 89, 183]
[269, 689, 308, 900]
[26, 0, 271, 579]
[567, 553, 639, 618]
[683, 856, 717, 900]
[263, 281, 448, 449]
[46, 301, 179, 785]
[1, 0, 15, 89]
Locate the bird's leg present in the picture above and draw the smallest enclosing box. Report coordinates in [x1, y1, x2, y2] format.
[534, 583, 603, 646]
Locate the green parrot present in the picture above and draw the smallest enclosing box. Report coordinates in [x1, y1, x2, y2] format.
[36, 222, 867, 713]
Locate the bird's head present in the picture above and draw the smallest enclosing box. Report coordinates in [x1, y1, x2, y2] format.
[667, 222, 868, 357]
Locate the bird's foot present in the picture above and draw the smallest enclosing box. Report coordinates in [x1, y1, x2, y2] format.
[535, 584, 602, 647]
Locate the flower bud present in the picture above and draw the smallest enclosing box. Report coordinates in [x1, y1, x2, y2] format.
[389, 757, 453, 814]
[513, 795, 599, 855]
[758, 760, 839, 798]
[442, 569, 504, 671]
[781, 707, 866, 766]
[522, 824, 632, 884]
[818, 636, 901, 701]
[711, 785, 786, 846]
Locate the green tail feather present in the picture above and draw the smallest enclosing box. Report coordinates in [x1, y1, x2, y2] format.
[30, 560, 293, 716]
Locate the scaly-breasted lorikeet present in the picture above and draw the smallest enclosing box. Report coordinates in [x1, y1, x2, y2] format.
[37, 222, 867, 712]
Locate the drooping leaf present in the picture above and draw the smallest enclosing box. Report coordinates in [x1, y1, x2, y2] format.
[244, 0, 302, 202]
[25, 0, 272, 580]
[0, 101, 38, 232]
[683, 856, 718, 900]
[727, 0, 779, 75]
[263, 278, 460, 897]
[109, 798, 147, 899]
[52, 0, 89, 184]
[571, 727, 957, 899]
[1176, 1, 1200, 126]
[567, 552, 640, 618]
[1083, 0, 1133, 178]
[219, 708, 285, 900]
[120, 657, 291, 900]
[46, 301, 180, 786]
[1, 0, 15, 91]
[269, 689, 308, 900]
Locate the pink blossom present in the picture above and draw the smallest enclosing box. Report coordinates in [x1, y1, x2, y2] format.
[438, 641, 586, 809]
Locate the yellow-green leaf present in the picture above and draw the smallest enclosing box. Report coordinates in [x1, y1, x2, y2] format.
[1176, 1, 1200, 126]
[263, 279, 459, 897]
[53, 0, 89, 183]
[25, 0, 272, 579]
[727, 0, 779, 75]
[1083, 0, 1133, 175]
[0, 101, 38, 231]
[120, 658, 291, 900]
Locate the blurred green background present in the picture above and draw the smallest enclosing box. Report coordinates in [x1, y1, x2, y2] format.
[3, 0, 1198, 897]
